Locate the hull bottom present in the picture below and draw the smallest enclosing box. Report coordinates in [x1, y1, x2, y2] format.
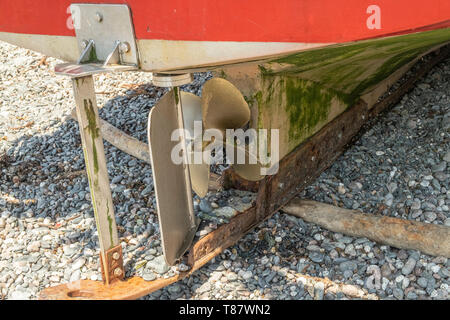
[0, 31, 330, 72]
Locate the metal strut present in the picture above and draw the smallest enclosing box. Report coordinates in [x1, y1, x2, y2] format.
[71, 76, 124, 285]
[52, 3, 141, 285]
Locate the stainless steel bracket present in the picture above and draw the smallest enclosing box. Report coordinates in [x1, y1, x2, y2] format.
[71, 3, 139, 66]
[55, 4, 139, 77]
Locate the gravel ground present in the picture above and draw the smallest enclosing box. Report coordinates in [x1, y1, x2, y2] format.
[0, 40, 449, 300]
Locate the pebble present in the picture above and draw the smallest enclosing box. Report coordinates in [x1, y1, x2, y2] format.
[71, 258, 86, 271]
[402, 258, 417, 275]
[146, 256, 169, 274]
[241, 271, 253, 281]
[212, 206, 237, 219]
[443, 151, 450, 162]
[309, 252, 324, 263]
[424, 211, 437, 222]
[69, 270, 81, 282]
[314, 282, 324, 300]
[199, 199, 213, 213]
[26, 241, 40, 253]
[10, 289, 31, 300]
[393, 288, 404, 300]
[143, 271, 156, 282]
[417, 277, 428, 288]
[340, 261, 358, 272]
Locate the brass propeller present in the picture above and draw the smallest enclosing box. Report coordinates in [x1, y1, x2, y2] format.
[202, 78, 251, 132]
[180, 78, 265, 198]
[179, 92, 210, 198]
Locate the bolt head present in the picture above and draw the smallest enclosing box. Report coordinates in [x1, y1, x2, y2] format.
[114, 268, 123, 277]
[119, 42, 130, 54]
[81, 40, 89, 49]
[95, 12, 103, 22]
[112, 252, 120, 260]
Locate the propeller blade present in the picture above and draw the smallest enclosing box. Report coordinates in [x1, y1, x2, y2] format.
[187, 147, 210, 198]
[180, 92, 201, 138]
[180, 92, 210, 198]
[202, 78, 250, 132]
[226, 142, 265, 182]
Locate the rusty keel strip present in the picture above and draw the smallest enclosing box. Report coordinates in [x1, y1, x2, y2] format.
[39, 44, 450, 300]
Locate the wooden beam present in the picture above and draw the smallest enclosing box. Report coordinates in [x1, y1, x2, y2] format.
[283, 199, 450, 258]
[70, 108, 223, 192]
[70, 108, 151, 164]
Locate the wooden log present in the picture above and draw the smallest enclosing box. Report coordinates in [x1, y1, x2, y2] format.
[70, 108, 151, 164]
[70, 109, 223, 192]
[283, 199, 450, 258]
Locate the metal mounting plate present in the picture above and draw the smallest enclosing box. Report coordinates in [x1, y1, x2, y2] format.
[70, 3, 139, 66]
[152, 73, 193, 87]
[55, 62, 137, 77]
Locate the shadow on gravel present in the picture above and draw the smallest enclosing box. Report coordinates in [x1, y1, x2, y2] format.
[0, 73, 218, 298]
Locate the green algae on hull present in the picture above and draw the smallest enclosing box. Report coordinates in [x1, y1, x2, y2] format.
[254, 75, 343, 152]
[262, 28, 450, 105]
[284, 78, 334, 142]
[248, 27, 450, 155]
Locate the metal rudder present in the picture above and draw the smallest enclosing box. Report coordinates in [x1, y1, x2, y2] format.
[148, 73, 199, 265]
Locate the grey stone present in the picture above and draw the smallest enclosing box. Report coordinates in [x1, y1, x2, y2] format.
[10, 289, 31, 300]
[339, 261, 358, 272]
[309, 252, 324, 263]
[146, 255, 169, 274]
[406, 291, 418, 300]
[431, 162, 446, 172]
[443, 151, 450, 163]
[69, 270, 81, 282]
[402, 258, 416, 275]
[314, 282, 324, 300]
[212, 206, 237, 219]
[393, 288, 404, 300]
[111, 175, 123, 184]
[199, 199, 213, 213]
[196, 282, 211, 294]
[143, 271, 156, 282]
[417, 277, 428, 288]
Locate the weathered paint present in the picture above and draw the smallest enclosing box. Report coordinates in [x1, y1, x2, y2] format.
[72, 75, 119, 256]
[106, 202, 114, 249]
[83, 99, 100, 175]
[3, 1, 450, 46]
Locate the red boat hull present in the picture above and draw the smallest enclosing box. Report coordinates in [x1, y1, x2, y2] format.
[0, 1, 449, 72]
[1, 0, 449, 43]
